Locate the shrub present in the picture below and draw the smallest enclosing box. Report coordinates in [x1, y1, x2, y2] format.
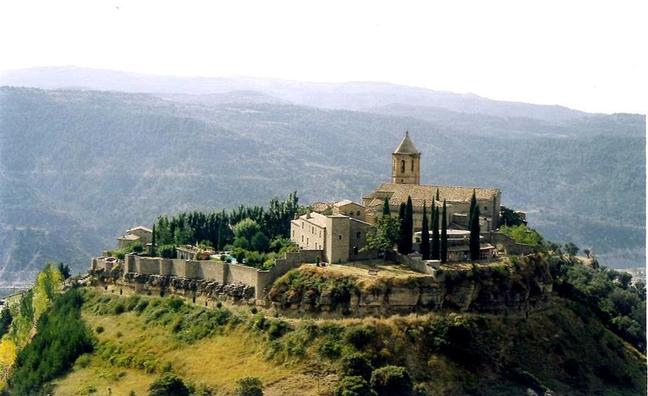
[96, 326, 105, 334]
[370, 366, 413, 396]
[319, 340, 342, 359]
[340, 353, 373, 380]
[158, 245, 177, 259]
[235, 376, 263, 396]
[75, 353, 92, 369]
[113, 302, 126, 315]
[267, 320, 290, 340]
[345, 326, 376, 349]
[335, 376, 376, 396]
[148, 372, 190, 396]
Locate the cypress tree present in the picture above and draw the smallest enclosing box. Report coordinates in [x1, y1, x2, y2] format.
[441, 199, 448, 263]
[469, 198, 481, 261]
[150, 224, 156, 256]
[398, 202, 407, 253]
[420, 201, 430, 259]
[405, 196, 414, 253]
[432, 203, 440, 260]
[436, 188, 440, 201]
[382, 197, 391, 216]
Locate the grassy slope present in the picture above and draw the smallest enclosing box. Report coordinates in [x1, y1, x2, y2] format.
[50, 287, 646, 396]
[52, 311, 326, 395]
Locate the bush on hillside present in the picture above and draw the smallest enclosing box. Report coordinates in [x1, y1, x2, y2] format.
[335, 376, 376, 396]
[235, 376, 263, 396]
[340, 353, 374, 380]
[370, 366, 413, 396]
[148, 372, 190, 396]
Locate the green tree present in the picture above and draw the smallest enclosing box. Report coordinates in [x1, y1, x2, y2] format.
[401, 196, 413, 254]
[397, 203, 407, 254]
[233, 218, 261, 242]
[370, 366, 413, 396]
[235, 376, 263, 396]
[469, 190, 481, 261]
[340, 353, 374, 380]
[148, 372, 190, 396]
[251, 231, 270, 252]
[150, 224, 157, 255]
[441, 200, 448, 263]
[364, 215, 400, 257]
[233, 236, 251, 250]
[335, 376, 376, 396]
[382, 198, 391, 216]
[431, 202, 440, 260]
[57, 262, 71, 279]
[564, 242, 579, 256]
[158, 244, 176, 259]
[419, 202, 430, 259]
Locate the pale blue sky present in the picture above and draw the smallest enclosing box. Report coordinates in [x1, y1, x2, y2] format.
[0, 0, 645, 113]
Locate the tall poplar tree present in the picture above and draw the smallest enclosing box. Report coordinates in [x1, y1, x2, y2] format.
[441, 199, 448, 263]
[432, 202, 440, 260]
[382, 197, 391, 216]
[419, 201, 430, 259]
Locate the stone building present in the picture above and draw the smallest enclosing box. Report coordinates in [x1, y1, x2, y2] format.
[290, 206, 375, 264]
[116, 226, 153, 249]
[362, 132, 501, 233]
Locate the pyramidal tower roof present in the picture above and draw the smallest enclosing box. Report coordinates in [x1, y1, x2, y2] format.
[393, 131, 420, 154]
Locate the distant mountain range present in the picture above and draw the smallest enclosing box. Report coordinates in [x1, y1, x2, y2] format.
[0, 67, 644, 284]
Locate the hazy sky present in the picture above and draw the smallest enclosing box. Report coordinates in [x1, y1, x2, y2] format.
[1, 0, 646, 113]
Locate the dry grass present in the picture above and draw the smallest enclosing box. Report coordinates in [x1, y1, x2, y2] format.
[52, 309, 326, 395]
[324, 261, 428, 279]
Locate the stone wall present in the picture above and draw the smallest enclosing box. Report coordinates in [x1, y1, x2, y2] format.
[398, 252, 440, 275]
[90, 250, 321, 300]
[488, 231, 536, 256]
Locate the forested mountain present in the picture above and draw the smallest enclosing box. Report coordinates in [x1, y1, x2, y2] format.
[0, 82, 644, 284]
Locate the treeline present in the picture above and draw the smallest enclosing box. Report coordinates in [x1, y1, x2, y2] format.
[8, 288, 93, 394]
[154, 192, 299, 251]
[552, 256, 646, 352]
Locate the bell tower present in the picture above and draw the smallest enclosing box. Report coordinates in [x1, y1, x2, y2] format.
[391, 131, 421, 185]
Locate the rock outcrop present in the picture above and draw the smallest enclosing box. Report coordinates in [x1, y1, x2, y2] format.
[269, 255, 553, 316]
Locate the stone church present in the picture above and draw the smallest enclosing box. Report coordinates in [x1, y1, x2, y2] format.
[362, 131, 501, 232]
[290, 131, 501, 263]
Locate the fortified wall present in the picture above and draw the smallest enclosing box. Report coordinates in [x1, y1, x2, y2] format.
[91, 250, 321, 300]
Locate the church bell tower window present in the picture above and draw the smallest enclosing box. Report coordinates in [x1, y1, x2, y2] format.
[401, 160, 405, 173]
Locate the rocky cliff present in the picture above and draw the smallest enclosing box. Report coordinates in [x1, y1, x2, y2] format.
[269, 255, 553, 316]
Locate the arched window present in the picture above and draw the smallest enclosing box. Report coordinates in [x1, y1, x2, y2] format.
[401, 160, 405, 173]
[411, 160, 414, 171]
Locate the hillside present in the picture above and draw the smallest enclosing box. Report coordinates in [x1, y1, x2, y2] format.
[0, 85, 645, 283]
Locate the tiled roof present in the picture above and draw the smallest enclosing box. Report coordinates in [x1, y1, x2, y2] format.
[334, 199, 363, 208]
[297, 212, 328, 228]
[117, 234, 141, 241]
[127, 226, 152, 233]
[393, 131, 419, 154]
[364, 182, 499, 208]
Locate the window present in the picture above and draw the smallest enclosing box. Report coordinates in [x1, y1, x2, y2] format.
[356, 211, 360, 216]
[484, 206, 488, 211]
[356, 232, 361, 239]
[319, 230, 322, 237]
[401, 160, 405, 173]
[292, 230, 294, 237]
[307, 238, 309, 245]
[301, 235, 304, 242]
[338, 235, 342, 240]
[411, 160, 414, 171]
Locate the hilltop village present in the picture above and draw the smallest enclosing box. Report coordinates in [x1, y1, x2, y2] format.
[90, 132, 533, 307]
